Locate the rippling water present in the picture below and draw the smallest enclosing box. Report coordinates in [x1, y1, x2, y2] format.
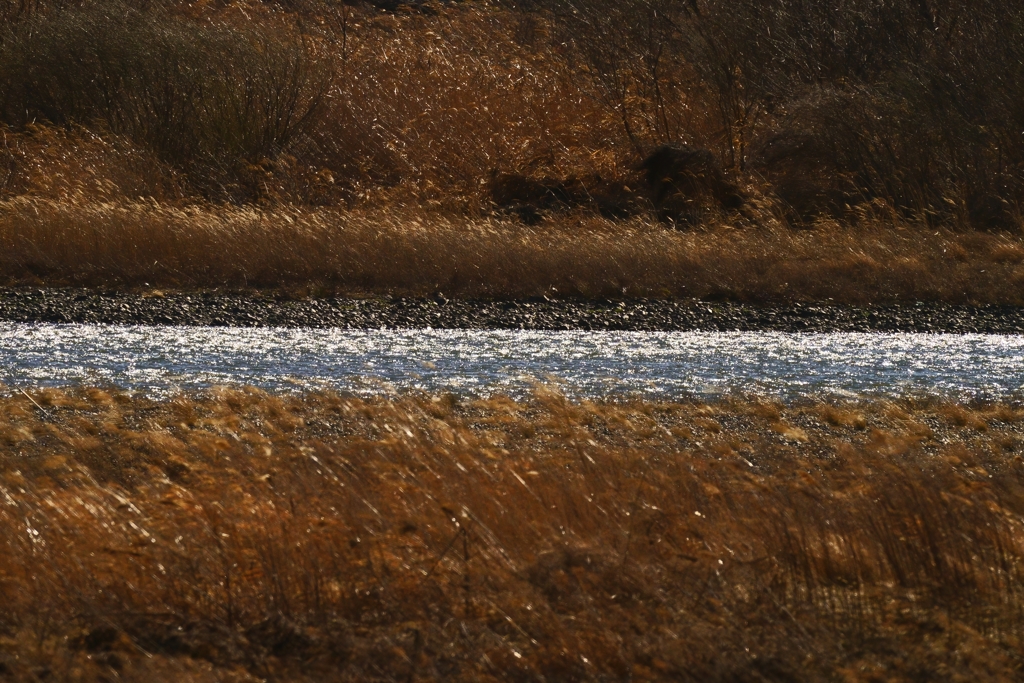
[2, 323, 1024, 399]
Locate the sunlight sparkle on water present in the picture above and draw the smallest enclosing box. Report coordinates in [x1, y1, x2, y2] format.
[2, 323, 1024, 399]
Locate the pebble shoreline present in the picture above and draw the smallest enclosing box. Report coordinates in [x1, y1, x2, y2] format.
[2, 288, 1024, 332]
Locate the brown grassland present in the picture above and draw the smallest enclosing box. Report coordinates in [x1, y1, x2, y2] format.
[5, 198, 1024, 303]
[1, 0, 1024, 301]
[1, 386, 1024, 680]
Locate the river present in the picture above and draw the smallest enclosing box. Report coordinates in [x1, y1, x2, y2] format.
[3, 323, 1024, 400]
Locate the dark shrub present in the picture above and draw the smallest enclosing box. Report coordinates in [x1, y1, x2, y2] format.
[753, 137, 866, 223]
[0, 2, 330, 201]
[642, 144, 743, 225]
[544, 0, 1024, 228]
[490, 171, 639, 223]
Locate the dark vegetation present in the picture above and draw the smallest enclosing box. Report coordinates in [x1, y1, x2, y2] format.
[548, 0, 1024, 228]
[0, 0, 1022, 228]
[641, 145, 744, 225]
[2, 387, 1024, 681]
[3, 5, 1024, 679]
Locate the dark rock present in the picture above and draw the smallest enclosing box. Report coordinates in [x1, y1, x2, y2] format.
[1, 288, 1024, 333]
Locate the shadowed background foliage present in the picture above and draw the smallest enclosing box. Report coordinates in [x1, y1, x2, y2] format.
[0, 0, 1021, 227]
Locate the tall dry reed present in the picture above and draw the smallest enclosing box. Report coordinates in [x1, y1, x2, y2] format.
[0, 388, 1022, 680]
[1, 0, 1020, 227]
[2, 197, 1023, 303]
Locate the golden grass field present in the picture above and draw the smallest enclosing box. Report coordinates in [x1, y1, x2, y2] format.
[3, 198, 1024, 303]
[2, 386, 1024, 680]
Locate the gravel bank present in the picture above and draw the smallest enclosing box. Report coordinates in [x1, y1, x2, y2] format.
[2, 288, 1024, 332]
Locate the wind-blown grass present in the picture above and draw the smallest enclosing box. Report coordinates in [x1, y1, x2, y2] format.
[1, 2, 1024, 300]
[2, 197, 1024, 303]
[1, 387, 1023, 680]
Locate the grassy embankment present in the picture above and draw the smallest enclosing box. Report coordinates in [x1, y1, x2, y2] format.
[1, 387, 1024, 680]
[1, 1, 1024, 301]
[6, 200, 1024, 302]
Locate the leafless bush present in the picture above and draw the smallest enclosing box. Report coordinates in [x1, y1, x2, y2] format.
[0, 0, 1021, 230]
[0, 2, 330, 201]
[544, 0, 1024, 226]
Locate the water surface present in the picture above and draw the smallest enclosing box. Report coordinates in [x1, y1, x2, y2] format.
[2, 323, 1023, 399]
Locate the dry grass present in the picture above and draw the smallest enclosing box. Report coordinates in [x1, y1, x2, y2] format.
[3, 197, 1024, 303]
[0, 0, 1020, 229]
[2, 3, 1024, 301]
[1, 387, 1024, 680]
[314, 4, 625, 209]
[0, 3, 626, 208]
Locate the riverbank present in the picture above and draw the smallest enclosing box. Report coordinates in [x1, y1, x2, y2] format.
[4, 200, 1024, 307]
[4, 287, 1024, 332]
[1, 388, 1022, 681]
